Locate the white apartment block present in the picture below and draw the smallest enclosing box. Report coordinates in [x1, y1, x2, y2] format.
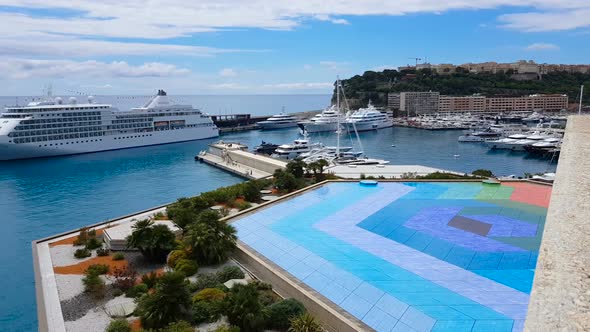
[400, 92, 440, 115]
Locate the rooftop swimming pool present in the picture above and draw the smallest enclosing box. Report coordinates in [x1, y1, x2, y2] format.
[232, 181, 551, 332]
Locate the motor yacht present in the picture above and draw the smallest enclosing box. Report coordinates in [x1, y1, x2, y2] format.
[485, 134, 528, 150]
[257, 113, 298, 130]
[297, 106, 344, 133]
[270, 135, 322, 160]
[344, 102, 393, 132]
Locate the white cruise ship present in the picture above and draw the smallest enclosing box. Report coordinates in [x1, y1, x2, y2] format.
[257, 113, 298, 130]
[344, 102, 393, 132]
[0, 90, 219, 161]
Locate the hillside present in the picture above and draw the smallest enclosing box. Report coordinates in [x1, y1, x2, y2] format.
[336, 69, 590, 108]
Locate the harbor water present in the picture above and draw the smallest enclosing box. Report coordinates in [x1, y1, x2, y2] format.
[0, 99, 557, 330]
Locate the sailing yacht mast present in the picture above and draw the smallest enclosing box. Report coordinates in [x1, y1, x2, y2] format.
[579, 85, 584, 115]
[336, 77, 340, 156]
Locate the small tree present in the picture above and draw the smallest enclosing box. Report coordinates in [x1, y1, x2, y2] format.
[286, 160, 306, 178]
[472, 169, 494, 177]
[266, 298, 306, 331]
[183, 211, 237, 265]
[242, 181, 261, 202]
[106, 319, 132, 332]
[126, 219, 176, 262]
[136, 271, 191, 329]
[223, 283, 266, 332]
[274, 169, 299, 191]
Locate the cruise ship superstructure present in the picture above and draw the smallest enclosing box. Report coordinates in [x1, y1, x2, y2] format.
[0, 90, 219, 160]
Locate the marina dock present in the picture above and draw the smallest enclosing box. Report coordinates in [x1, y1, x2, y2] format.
[196, 142, 287, 179]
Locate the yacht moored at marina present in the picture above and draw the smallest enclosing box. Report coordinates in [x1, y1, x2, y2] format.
[256, 113, 299, 130]
[485, 134, 529, 150]
[0, 90, 219, 161]
[297, 105, 344, 133]
[270, 135, 322, 160]
[344, 102, 393, 132]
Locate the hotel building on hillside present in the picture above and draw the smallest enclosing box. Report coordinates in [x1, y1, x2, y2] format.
[390, 92, 568, 114]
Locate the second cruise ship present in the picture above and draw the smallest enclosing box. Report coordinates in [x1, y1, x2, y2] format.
[0, 90, 219, 160]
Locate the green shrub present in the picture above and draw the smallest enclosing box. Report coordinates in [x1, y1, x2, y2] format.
[259, 290, 279, 306]
[112, 252, 125, 261]
[96, 247, 109, 256]
[126, 283, 149, 298]
[266, 298, 306, 331]
[105, 318, 131, 332]
[167, 249, 188, 268]
[242, 181, 262, 202]
[88, 229, 97, 237]
[288, 313, 322, 332]
[175, 259, 199, 276]
[113, 289, 124, 297]
[86, 264, 109, 275]
[191, 301, 211, 324]
[136, 271, 191, 329]
[85, 237, 103, 250]
[223, 283, 266, 332]
[161, 321, 194, 332]
[141, 272, 160, 289]
[73, 227, 89, 246]
[192, 273, 223, 292]
[126, 219, 177, 263]
[82, 271, 105, 299]
[274, 169, 299, 191]
[216, 266, 245, 283]
[213, 325, 241, 332]
[192, 288, 226, 303]
[74, 248, 91, 259]
[236, 201, 252, 211]
[183, 211, 237, 265]
[472, 169, 494, 177]
[153, 212, 167, 220]
[251, 280, 272, 291]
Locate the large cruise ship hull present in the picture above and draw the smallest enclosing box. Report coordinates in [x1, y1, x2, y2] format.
[0, 127, 218, 161]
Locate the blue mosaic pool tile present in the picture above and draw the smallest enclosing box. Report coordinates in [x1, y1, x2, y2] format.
[340, 293, 374, 320]
[471, 319, 514, 332]
[375, 293, 409, 319]
[273, 252, 300, 270]
[354, 282, 385, 304]
[287, 261, 315, 280]
[450, 305, 511, 320]
[444, 246, 476, 269]
[400, 306, 436, 332]
[414, 305, 475, 321]
[468, 252, 503, 270]
[321, 282, 350, 305]
[391, 322, 419, 332]
[303, 271, 332, 293]
[363, 306, 400, 332]
[431, 320, 475, 332]
[405, 232, 435, 251]
[498, 252, 532, 270]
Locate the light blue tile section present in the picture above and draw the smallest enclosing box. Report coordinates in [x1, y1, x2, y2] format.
[231, 182, 547, 332]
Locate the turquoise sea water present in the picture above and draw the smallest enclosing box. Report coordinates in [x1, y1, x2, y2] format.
[0, 107, 557, 329]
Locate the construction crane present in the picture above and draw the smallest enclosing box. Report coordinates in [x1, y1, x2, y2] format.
[408, 57, 422, 67]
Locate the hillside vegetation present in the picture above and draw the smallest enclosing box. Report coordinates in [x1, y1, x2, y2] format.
[336, 69, 590, 107]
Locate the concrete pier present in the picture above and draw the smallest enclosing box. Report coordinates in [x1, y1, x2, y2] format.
[197, 142, 286, 179]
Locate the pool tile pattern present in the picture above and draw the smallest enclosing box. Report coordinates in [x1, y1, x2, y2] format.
[232, 182, 550, 331]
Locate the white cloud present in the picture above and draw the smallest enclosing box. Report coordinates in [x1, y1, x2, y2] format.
[263, 82, 333, 89]
[525, 42, 560, 51]
[303, 64, 312, 70]
[2, 0, 590, 41]
[219, 68, 237, 77]
[319, 61, 350, 71]
[0, 59, 191, 79]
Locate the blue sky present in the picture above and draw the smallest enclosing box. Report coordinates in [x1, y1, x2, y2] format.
[0, 1, 588, 95]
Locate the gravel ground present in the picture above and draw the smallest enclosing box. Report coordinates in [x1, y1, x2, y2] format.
[50, 244, 96, 267]
[197, 317, 229, 331]
[55, 275, 84, 302]
[64, 306, 111, 332]
[61, 276, 115, 322]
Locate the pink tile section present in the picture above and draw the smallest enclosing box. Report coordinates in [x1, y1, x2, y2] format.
[503, 183, 552, 208]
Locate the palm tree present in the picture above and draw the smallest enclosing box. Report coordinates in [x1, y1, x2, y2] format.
[288, 313, 323, 332]
[136, 271, 191, 328]
[183, 211, 237, 265]
[126, 219, 176, 262]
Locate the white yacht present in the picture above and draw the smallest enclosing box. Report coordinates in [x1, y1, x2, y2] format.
[485, 134, 528, 150]
[257, 113, 298, 130]
[505, 134, 550, 151]
[297, 106, 343, 133]
[270, 135, 322, 160]
[0, 90, 218, 161]
[344, 102, 393, 132]
[458, 129, 502, 142]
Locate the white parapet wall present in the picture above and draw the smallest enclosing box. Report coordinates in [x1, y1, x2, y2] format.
[525, 116, 590, 331]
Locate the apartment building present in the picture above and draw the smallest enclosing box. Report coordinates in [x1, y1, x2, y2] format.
[400, 92, 440, 115]
[486, 94, 568, 112]
[387, 93, 401, 110]
[439, 95, 486, 112]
